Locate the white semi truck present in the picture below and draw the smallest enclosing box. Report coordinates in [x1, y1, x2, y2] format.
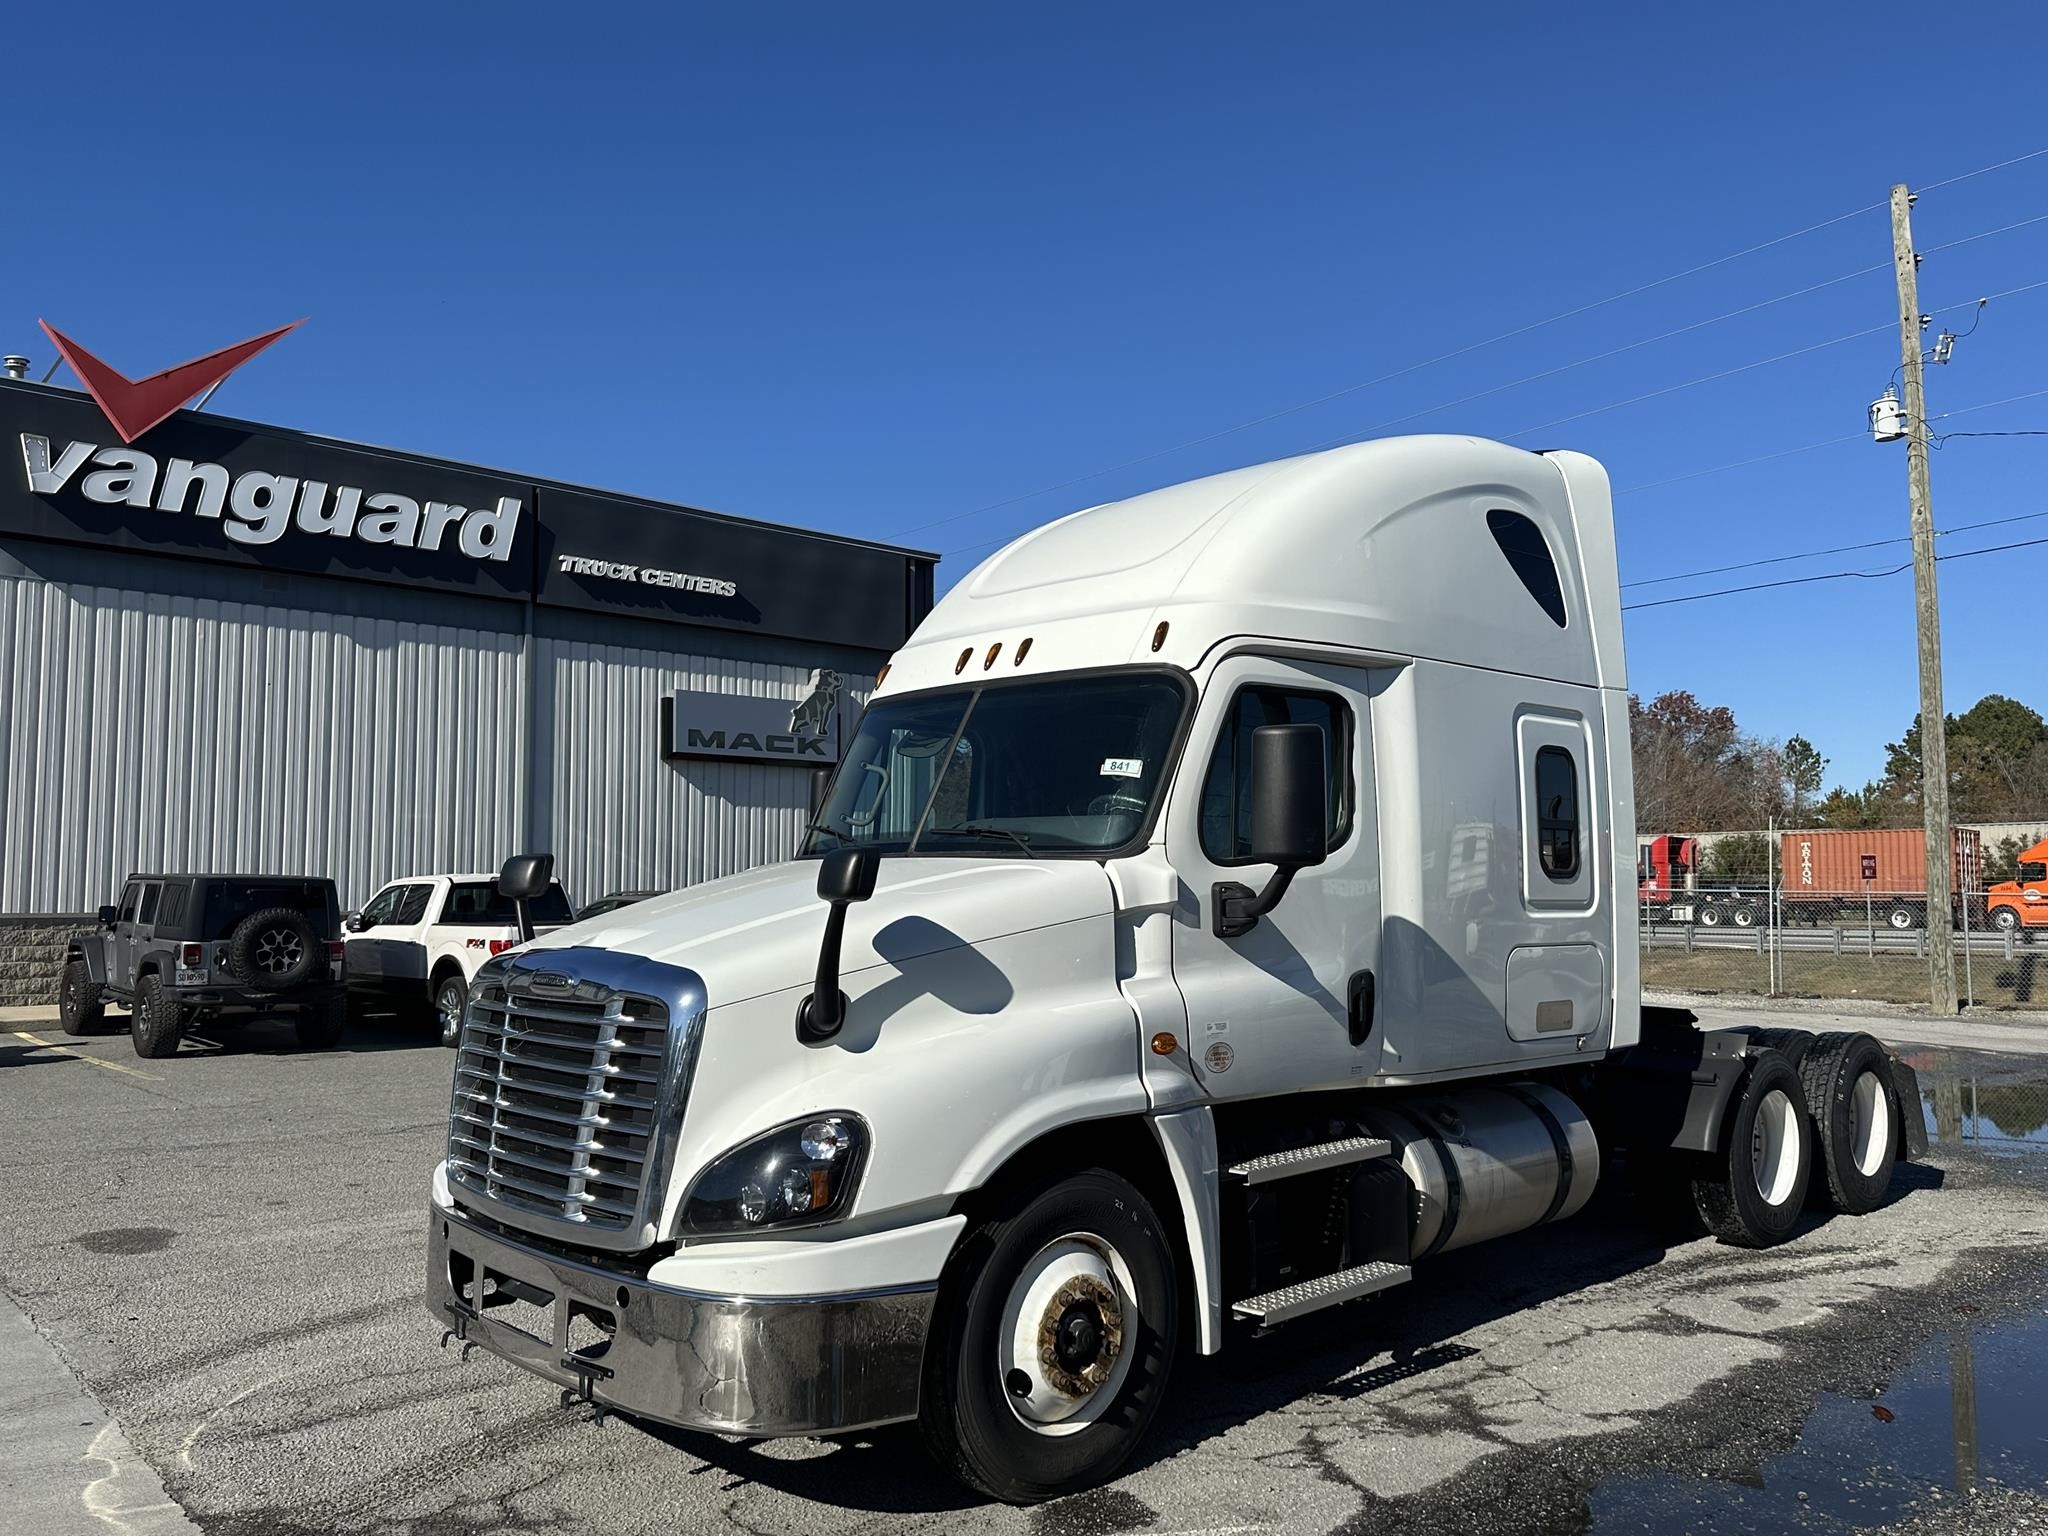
[426, 436, 1925, 1502]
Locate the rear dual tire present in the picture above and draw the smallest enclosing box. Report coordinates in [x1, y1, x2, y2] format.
[1691, 1048, 1813, 1247]
[1799, 1032, 1900, 1215]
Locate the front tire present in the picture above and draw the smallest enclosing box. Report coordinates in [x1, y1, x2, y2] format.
[59, 959, 107, 1036]
[434, 973, 470, 1048]
[130, 974, 186, 1059]
[1991, 905, 2022, 934]
[919, 1168, 1178, 1503]
[1691, 1048, 1813, 1247]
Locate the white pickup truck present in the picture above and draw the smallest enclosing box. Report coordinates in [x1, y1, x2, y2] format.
[345, 872, 574, 1045]
[425, 436, 1924, 1502]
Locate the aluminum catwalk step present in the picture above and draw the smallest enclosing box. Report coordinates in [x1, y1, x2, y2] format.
[1230, 1260, 1412, 1326]
[1227, 1136, 1392, 1186]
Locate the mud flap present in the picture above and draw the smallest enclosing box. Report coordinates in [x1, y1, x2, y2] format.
[1889, 1054, 1929, 1159]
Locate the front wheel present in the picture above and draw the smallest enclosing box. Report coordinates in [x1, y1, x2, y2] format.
[59, 959, 107, 1036]
[434, 973, 470, 1048]
[919, 1169, 1178, 1503]
[1991, 905, 2023, 934]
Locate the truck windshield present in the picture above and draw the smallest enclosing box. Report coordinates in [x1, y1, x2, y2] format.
[802, 672, 1188, 857]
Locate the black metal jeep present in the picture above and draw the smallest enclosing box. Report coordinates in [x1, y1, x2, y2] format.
[59, 875, 348, 1057]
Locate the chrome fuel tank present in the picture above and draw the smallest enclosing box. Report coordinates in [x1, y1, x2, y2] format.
[1362, 1082, 1599, 1258]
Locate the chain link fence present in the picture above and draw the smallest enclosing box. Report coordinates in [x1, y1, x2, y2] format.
[1640, 881, 2047, 1009]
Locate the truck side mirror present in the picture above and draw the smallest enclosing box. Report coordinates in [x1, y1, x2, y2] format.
[96, 904, 118, 927]
[1214, 724, 1327, 938]
[342, 911, 364, 933]
[497, 853, 555, 944]
[798, 847, 879, 1042]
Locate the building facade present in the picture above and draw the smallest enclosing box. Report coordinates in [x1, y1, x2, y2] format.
[0, 376, 933, 1002]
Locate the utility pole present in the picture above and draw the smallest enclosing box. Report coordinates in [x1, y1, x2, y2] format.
[1890, 182, 1959, 1016]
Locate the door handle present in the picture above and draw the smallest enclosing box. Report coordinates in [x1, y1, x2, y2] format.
[1347, 969, 1375, 1047]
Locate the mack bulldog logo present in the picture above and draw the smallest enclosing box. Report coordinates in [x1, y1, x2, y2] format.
[18, 432, 521, 558]
[667, 669, 849, 766]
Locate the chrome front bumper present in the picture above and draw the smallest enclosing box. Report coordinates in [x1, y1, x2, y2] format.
[427, 1205, 936, 1436]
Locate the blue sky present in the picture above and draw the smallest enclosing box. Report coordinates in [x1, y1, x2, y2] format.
[12, 2, 2048, 788]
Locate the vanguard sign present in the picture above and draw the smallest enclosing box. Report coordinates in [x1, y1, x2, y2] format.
[19, 433, 520, 558]
[665, 670, 851, 766]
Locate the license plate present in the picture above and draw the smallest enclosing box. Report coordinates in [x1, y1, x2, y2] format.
[175, 968, 206, 988]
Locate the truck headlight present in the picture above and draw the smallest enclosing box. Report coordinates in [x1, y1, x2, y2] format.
[682, 1114, 867, 1234]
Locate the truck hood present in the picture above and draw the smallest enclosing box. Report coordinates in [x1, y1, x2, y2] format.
[540, 855, 1117, 1009]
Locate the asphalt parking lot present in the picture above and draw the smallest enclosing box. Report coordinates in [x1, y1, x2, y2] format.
[3, 1009, 2047, 1536]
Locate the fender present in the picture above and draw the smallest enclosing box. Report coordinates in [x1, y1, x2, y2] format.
[1150, 1105, 1224, 1354]
[70, 939, 109, 988]
[1601, 1015, 1759, 1155]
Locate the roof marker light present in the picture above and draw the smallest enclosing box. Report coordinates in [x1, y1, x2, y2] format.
[983, 642, 1001, 670]
[1151, 622, 1170, 653]
[1014, 637, 1033, 665]
[955, 648, 972, 675]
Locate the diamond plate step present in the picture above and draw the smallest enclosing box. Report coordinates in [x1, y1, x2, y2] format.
[1230, 1260, 1412, 1326]
[1227, 1136, 1392, 1186]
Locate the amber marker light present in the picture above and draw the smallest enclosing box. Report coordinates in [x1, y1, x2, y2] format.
[1015, 637, 1033, 665]
[955, 647, 972, 674]
[983, 642, 1002, 670]
[1151, 621, 1169, 652]
[1150, 1032, 1178, 1056]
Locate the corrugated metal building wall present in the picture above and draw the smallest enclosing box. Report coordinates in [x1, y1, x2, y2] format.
[537, 637, 873, 899]
[0, 546, 886, 917]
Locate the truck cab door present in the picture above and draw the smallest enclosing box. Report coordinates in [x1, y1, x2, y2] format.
[1165, 657, 1383, 1098]
[383, 882, 438, 988]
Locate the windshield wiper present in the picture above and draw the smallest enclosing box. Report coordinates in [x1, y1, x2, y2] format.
[922, 823, 1036, 858]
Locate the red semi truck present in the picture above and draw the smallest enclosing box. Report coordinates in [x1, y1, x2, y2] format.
[1639, 828, 1984, 931]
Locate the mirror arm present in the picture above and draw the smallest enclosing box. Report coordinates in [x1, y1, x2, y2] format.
[1211, 864, 1301, 939]
[512, 895, 534, 945]
[798, 903, 851, 1041]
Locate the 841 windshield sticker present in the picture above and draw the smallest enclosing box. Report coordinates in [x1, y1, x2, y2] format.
[1100, 757, 1144, 778]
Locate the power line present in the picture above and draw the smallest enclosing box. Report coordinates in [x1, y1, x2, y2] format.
[1616, 432, 1865, 494]
[893, 194, 1907, 538]
[1621, 532, 2048, 611]
[1622, 510, 2048, 588]
[1496, 280, 2048, 443]
[921, 149, 2048, 553]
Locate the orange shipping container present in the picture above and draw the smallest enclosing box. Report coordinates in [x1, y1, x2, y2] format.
[1777, 827, 1981, 899]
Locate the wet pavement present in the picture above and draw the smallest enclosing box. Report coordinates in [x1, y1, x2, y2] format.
[3, 1021, 2047, 1535]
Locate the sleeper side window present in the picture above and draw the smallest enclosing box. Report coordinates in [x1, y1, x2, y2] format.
[1535, 746, 1579, 881]
[1487, 508, 1568, 629]
[1199, 687, 1352, 864]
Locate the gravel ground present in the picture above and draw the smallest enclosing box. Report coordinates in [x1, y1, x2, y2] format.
[2, 1013, 2045, 1536]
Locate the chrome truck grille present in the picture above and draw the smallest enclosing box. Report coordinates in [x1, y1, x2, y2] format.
[446, 948, 705, 1253]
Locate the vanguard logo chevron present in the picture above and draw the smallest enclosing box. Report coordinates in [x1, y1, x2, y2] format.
[38, 318, 302, 444]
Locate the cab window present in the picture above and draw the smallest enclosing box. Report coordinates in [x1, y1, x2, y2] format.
[136, 883, 162, 926]
[357, 885, 405, 928]
[395, 885, 434, 925]
[118, 883, 142, 923]
[1536, 746, 1580, 881]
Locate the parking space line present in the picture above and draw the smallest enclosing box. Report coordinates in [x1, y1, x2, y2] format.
[10, 1031, 160, 1082]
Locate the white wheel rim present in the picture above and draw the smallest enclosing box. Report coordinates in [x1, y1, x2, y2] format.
[998, 1234, 1137, 1436]
[1848, 1068, 1892, 1178]
[1751, 1087, 1802, 1207]
[1733, 908, 1753, 928]
[1889, 908, 1913, 930]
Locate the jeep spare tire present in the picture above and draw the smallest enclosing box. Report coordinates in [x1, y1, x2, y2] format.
[227, 908, 319, 991]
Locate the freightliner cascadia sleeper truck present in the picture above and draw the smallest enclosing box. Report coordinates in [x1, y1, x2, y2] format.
[426, 436, 1924, 1501]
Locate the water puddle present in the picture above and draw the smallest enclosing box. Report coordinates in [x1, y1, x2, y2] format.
[1587, 1308, 2048, 1532]
[1904, 1049, 2048, 1154]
